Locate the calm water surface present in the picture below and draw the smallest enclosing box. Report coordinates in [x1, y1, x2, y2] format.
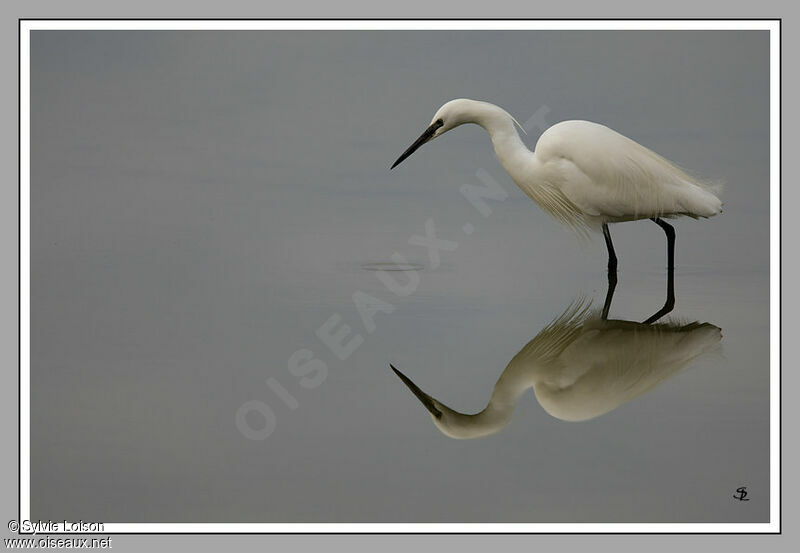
[30, 30, 770, 523]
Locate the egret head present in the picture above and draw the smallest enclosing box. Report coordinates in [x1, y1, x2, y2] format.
[389, 364, 509, 439]
[390, 99, 477, 169]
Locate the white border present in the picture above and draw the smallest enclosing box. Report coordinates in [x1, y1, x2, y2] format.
[19, 19, 781, 534]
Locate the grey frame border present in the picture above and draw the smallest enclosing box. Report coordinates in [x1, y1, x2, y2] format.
[16, 17, 782, 536]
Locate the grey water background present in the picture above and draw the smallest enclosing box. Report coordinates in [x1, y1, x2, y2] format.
[30, 30, 769, 523]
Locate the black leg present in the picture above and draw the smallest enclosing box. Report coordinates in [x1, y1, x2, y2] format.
[601, 223, 618, 320]
[602, 223, 618, 273]
[601, 269, 617, 321]
[643, 218, 676, 324]
[651, 217, 675, 270]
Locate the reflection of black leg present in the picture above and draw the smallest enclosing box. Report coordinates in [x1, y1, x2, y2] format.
[602, 223, 618, 272]
[601, 269, 617, 320]
[643, 266, 675, 324]
[644, 218, 676, 324]
[601, 223, 618, 320]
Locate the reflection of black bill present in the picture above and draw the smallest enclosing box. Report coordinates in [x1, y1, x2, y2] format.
[390, 120, 444, 169]
[390, 364, 442, 419]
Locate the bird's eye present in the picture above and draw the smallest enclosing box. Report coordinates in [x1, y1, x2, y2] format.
[436, 118, 444, 126]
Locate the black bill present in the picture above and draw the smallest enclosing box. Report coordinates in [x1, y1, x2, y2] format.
[390, 364, 442, 419]
[390, 119, 444, 169]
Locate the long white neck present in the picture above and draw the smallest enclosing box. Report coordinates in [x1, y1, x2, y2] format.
[463, 102, 590, 236]
[436, 360, 537, 439]
[469, 103, 534, 184]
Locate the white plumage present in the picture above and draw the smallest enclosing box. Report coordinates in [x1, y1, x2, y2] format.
[389, 100, 725, 435]
[533, 120, 722, 229]
[392, 99, 722, 259]
[391, 299, 722, 439]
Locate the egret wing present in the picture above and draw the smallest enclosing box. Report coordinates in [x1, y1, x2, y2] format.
[535, 121, 722, 221]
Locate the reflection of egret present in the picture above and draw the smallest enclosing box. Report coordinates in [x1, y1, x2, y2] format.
[390, 299, 721, 440]
[391, 99, 722, 273]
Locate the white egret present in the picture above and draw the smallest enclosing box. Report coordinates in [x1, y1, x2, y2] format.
[391, 99, 722, 271]
[390, 299, 722, 439]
